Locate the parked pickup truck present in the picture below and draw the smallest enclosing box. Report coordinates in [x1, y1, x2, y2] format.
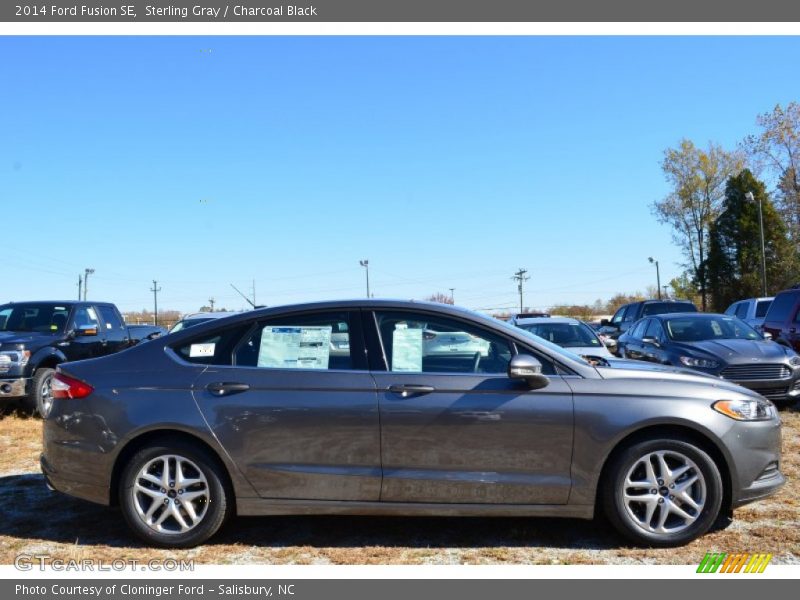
[0, 301, 131, 415]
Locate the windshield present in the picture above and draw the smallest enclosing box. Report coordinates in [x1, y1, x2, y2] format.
[642, 302, 697, 316]
[664, 316, 761, 342]
[0, 303, 72, 334]
[169, 316, 214, 333]
[519, 321, 601, 348]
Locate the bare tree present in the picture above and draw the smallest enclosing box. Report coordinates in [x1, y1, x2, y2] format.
[745, 102, 800, 245]
[652, 139, 744, 310]
[424, 292, 455, 305]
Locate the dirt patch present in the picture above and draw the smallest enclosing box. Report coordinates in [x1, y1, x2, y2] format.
[1, 409, 798, 565]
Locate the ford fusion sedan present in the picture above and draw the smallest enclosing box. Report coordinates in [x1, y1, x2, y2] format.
[617, 313, 800, 405]
[41, 300, 784, 548]
[512, 316, 613, 360]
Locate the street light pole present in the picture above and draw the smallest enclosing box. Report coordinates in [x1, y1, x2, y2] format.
[83, 268, 95, 301]
[449, 288, 455, 304]
[648, 258, 661, 299]
[746, 191, 768, 296]
[359, 260, 370, 298]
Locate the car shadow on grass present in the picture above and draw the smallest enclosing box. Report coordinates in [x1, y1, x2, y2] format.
[0, 473, 621, 551]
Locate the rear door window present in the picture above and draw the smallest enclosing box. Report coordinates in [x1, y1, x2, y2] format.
[735, 303, 749, 319]
[755, 300, 772, 318]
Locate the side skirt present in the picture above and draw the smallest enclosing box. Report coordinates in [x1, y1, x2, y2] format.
[236, 498, 594, 519]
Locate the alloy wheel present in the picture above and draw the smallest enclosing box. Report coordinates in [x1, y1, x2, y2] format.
[620, 450, 707, 535]
[131, 454, 210, 534]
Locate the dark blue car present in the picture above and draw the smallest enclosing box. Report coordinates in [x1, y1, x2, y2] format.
[617, 312, 800, 405]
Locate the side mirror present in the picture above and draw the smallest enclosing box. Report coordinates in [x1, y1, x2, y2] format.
[76, 326, 98, 337]
[602, 337, 617, 349]
[642, 336, 659, 347]
[763, 331, 773, 341]
[600, 319, 610, 327]
[508, 354, 550, 390]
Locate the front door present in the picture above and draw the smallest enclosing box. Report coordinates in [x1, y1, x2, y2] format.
[369, 310, 574, 505]
[64, 305, 106, 361]
[188, 310, 381, 501]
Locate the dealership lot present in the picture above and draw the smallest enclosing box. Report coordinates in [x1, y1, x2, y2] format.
[1, 410, 798, 565]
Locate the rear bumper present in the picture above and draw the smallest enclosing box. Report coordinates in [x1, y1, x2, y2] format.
[40, 453, 110, 505]
[0, 377, 28, 399]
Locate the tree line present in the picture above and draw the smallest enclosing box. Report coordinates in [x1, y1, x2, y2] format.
[654, 102, 800, 312]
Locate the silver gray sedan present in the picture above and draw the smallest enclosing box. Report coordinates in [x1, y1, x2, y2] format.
[41, 300, 784, 548]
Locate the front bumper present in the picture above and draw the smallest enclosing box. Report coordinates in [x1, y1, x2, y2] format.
[732, 376, 800, 403]
[0, 377, 28, 399]
[723, 417, 786, 508]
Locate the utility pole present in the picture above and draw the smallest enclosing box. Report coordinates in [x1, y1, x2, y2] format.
[83, 268, 95, 301]
[77, 275, 83, 301]
[512, 268, 529, 313]
[359, 260, 370, 298]
[209, 297, 216, 311]
[150, 280, 161, 326]
[449, 288, 455, 304]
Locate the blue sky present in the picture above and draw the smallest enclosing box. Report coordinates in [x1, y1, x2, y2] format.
[2, 36, 798, 314]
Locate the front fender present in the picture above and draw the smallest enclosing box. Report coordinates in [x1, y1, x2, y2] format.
[29, 346, 68, 375]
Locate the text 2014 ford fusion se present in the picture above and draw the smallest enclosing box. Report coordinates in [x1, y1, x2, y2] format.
[40, 300, 784, 548]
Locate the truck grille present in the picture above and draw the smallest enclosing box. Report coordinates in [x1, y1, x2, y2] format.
[751, 387, 789, 401]
[721, 364, 791, 381]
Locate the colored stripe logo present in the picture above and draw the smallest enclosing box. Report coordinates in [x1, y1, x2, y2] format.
[697, 552, 772, 573]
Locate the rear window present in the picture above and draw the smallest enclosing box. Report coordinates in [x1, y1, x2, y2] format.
[641, 302, 697, 316]
[755, 300, 772, 318]
[765, 292, 798, 323]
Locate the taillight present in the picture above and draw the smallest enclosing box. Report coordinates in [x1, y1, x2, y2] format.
[51, 373, 94, 400]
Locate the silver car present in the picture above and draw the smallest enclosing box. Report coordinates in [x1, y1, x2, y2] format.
[41, 300, 784, 548]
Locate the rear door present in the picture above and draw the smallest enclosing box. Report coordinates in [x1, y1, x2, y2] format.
[367, 309, 574, 505]
[188, 309, 381, 501]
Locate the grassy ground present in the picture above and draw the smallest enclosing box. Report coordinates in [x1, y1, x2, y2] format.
[1, 407, 798, 565]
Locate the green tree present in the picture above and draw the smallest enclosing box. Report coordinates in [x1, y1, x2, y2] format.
[706, 170, 798, 311]
[653, 139, 744, 310]
[668, 272, 701, 306]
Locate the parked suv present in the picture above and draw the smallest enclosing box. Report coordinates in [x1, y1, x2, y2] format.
[0, 301, 131, 414]
[761, 288, 800, 351]
[724, 297, 774, 329]
[600, 300, 698, 352]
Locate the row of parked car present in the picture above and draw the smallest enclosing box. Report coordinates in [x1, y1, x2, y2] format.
[507, 291, 800, 407]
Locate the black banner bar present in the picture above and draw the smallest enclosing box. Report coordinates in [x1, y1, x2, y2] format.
[3, 0, 800, 23]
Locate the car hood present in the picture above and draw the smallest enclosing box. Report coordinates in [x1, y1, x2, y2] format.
[673, 338, 791, 363]
[0, 330, 57, 349]
[596, 358, 760, 398]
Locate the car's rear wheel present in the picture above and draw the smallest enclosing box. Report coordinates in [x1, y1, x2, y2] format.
[602, 438, 723, 547]
[119, 441, 230, 548]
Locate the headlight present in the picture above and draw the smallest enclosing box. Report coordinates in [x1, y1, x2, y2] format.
[0, 350, 30, 365]
[713, 398, 775, 421]
[679, 356, 719, 369]
[789, 355, 800, 367]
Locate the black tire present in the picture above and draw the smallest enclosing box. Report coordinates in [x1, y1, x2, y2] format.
[602, 438, 723, 547]
[119, 441, 230, 548]
[30, 367, 55, 417]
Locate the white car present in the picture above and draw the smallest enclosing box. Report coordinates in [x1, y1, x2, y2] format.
[512, 316, 612, 359]
[423, 328, 491, 357]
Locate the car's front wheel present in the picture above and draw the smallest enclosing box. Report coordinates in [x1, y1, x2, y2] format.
[119, 441, 230, 548]
[31, 367, 55, 417]
[602, 438, 723, 547]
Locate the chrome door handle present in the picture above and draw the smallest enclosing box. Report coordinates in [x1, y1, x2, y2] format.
[388, 384, 435, 398]
[206, 382, 250, 397]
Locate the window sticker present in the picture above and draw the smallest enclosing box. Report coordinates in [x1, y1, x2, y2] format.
[392, 326, 423, 372]
[258, 326, 332, 369]
[189, 343, 216, 358]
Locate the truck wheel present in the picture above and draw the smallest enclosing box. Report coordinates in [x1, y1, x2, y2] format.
[32, 368, 55, 418]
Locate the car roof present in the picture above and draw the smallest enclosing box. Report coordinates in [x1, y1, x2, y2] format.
[651, 312, 730, 320]
[514, 316, 582, 325]
[2, 301, 114, 307]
